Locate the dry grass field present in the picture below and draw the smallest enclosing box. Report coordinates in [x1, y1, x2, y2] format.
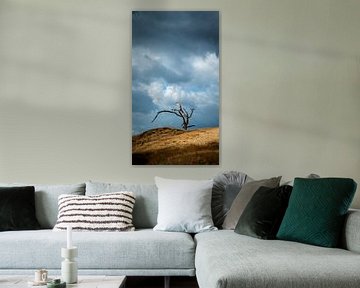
[132, 127, 219, 165]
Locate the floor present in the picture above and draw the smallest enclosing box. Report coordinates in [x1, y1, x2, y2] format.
[126, 276, 199, 288]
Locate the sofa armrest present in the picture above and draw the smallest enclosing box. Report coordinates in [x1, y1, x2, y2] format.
[342, 209, 360, 253]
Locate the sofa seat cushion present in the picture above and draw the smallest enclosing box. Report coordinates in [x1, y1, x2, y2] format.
[0, 229, 195, 270]
[195, 230, 360, 288]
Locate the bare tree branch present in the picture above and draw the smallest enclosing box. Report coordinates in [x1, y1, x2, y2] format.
[152, 104, 195, 130]
[151, 110, 180, 123]
[189, 108, 195, 118]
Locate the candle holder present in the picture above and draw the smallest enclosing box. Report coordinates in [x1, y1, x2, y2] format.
[61, 247, 78, 284]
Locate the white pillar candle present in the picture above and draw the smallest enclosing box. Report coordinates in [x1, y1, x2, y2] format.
[67, 225, 72, 249]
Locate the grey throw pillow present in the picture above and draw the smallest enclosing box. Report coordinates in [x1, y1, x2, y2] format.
[153, 177, 217, 233]
[212, 171, 251, 228]
[222, 176, 281, 230]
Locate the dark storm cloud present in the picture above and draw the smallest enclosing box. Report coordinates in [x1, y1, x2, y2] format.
[132, 11, 219, 56]
[132, 89, 156, 113]
[192, 103, 219, 128]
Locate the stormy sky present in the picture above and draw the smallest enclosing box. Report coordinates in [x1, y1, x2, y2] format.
[132, 11, 219, 135]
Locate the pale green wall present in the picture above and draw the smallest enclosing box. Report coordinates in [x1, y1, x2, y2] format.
[0, 0, 359, 207]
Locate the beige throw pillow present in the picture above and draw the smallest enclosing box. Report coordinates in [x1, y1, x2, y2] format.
[222, 176, 281, 230]
[53, 192, 136, 232]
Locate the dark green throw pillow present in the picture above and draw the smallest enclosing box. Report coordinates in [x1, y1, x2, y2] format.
[277, 178, 357, 247]
[0, 186, 41, 231]
[234, 185, 292, 239]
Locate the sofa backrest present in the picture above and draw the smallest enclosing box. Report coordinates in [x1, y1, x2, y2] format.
[86, 181, 158, 229]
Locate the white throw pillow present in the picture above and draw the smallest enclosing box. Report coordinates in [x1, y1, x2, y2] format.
[53, 192, 135, 232]
[153, 177, 217, 233]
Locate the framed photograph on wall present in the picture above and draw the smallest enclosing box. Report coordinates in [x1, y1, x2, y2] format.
[132, 11, 219, 165]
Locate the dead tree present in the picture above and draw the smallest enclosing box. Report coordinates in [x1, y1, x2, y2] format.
[152, 103, 195, 130]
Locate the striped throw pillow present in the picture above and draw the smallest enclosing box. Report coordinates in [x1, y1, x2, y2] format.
[53, 192, 136, 231]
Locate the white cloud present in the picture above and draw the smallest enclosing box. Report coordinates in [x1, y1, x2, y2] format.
[190, 52, 219, 83]
[163, 85, 187, 103]
[139, 80, 216, 110]
[147, 81, 165, 105]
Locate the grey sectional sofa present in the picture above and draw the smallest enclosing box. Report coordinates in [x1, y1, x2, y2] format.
[1, 181, 360, 288]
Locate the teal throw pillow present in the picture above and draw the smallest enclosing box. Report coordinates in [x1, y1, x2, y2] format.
[277, 178, 357, 247]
